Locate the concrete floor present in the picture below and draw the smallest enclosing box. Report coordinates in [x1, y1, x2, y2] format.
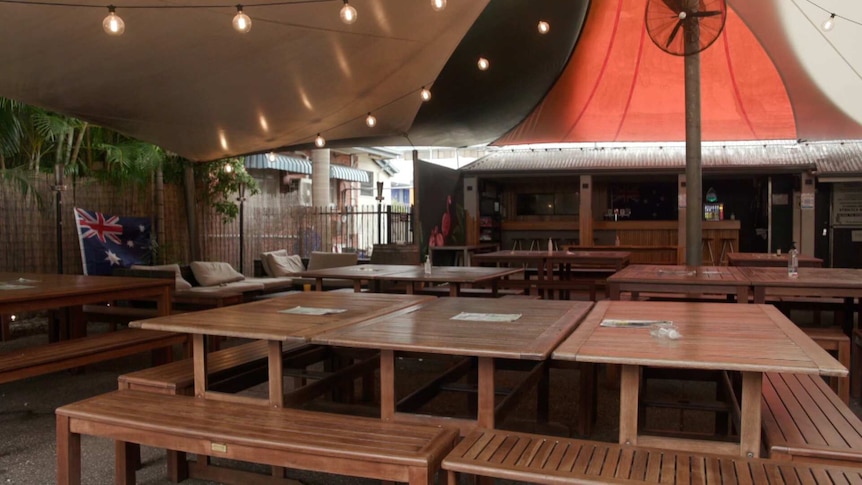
[1, 311, 860, 485]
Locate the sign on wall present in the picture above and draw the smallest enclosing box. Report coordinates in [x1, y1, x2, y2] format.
[833, 183, 862, 226]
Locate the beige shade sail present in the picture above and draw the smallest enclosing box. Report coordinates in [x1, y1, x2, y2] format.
[0, 0, 489, 161]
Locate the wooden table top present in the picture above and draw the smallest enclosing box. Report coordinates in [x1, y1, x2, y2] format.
[0, 272, 172, 311]
[430, 243, 499, 251]
[131, 292, 434, 342]
[607, 265, 748, 285]
[313, 297, 593, 360]
[473, 250, 631, 264]
[298, 264, 419, 281]
[382, 266, 522, 284]
[727, 252, 823, 267]
[736, 266, 862, 289]
[553, 300, 847, 377]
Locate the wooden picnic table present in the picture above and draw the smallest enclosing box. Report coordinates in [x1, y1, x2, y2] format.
[472, 250, 630, 299]
[552, 300, 847, 458]
[131, 292, 434, 407]
[607, 264, 750, 303]
[727, 252, 823, 268]
[429, 243, 499, 266]
[0, 272, 172, 339]
[735, 266, 862, 304]
[312, 297, 593, 432]
[298, 264, 522, 297]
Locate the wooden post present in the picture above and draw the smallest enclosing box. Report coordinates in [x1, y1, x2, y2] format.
[579, 175, 593, 247]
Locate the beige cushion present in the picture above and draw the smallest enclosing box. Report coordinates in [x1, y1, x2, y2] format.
[267, 253, 304, 276]
[190, 261, 245, 287]
[260, 249, 289, 276]
[307, 251, 358, 270]
[130, 263, 192, 290]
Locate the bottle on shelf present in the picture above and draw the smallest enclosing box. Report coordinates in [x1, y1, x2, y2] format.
[787, 242, 799, 278]
[424, 252, 432, 275]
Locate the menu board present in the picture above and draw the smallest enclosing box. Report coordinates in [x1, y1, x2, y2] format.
[833, 183, 862, 226]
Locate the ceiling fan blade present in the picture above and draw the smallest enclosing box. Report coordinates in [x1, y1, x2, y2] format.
[691, 10, 721, 17]
[666, 19, 684, 48]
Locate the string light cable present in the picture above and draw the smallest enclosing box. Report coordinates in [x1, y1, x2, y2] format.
[792, 0, 862, 83]
[797, 0, 862, 30]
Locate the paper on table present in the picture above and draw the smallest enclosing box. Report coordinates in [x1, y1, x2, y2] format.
[600, 319, 673, 328]
[0, 283, 35, 290]
[279, 306, 348, 315]
[451, 312, 522, 322]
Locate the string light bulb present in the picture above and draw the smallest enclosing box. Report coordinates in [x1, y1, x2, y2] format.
[339, 0, 357, 24]
[477, 57, 490, 71]
[537, 20, 550, 34]
[314, 133, 326, 147]
[232, 5, 252, 33]
[102, 6, 125, 36]
[268, 151, 276, 161]
[822, 13, 835, 31]
[365, 113, 377, 128]
[224, 163, 234, 174]
[420, 87, 432, 102]
[431, 0, 446, 12]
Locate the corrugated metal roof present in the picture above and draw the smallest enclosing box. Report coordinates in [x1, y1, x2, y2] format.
[245, 154, 369, 182]
[461, 142, 862, 177]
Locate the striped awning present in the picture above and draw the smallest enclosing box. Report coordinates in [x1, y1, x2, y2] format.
[244, 153, 311, 174]
[329, 164, 370, 182]
[245, 154, 369, 182]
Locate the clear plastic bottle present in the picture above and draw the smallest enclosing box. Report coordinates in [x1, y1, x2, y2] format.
[787, 242, 799, 278]
[424, 253, 432, 275]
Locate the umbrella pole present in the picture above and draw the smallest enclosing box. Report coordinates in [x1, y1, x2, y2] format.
[684, 10, 703, 266]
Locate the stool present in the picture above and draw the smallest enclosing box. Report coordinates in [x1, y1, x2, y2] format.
[701, 237, 716, 266]
[511, 238, 525, 251]
[803, 327, 850, 404]
[718, 237, 735, 265]
[528, 239, 543, 251]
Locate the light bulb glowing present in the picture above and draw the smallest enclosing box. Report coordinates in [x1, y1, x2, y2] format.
[314, 134, 326, 148]
[477, 57, 490, 71]
[268, 152, 276, 162]
[224, 163, 234, 174]
[822, 13, 835, 31]
[340, 1, 357, 24]
[537, 20, 550, 34]
[10, 315, 16, 322]
[102, 6, 125, 36]
[365, 113, 377, 128]
[431, 0, 446, 12]
[420, 87, 432, 102]
[233, 5, 252, 33]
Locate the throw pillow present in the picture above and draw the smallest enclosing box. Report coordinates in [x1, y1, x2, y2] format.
[260, 249, 289, 276]
[130, 263, 193, 290]
[190, 261, 245, 287]
[268, 253, 305, 276]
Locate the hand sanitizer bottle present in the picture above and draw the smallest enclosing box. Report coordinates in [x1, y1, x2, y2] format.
[787, 242, 799, 278]
[424, 253, 432, 275]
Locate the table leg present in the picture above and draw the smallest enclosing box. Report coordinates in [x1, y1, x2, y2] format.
[739, 371, 762, 457]
[753, 287, 766, 304]
[268, 340, 284, 408]
[736, 287, 749, 304]
[449, 284, 459, 297]
[315, 278, 323, 291]
[56, 414, 81, 485]
[192, 334, 208, 399]
[609, 283, 621, 300]
[619, 365, 640, 446]
[157, 285, 172, 315]
[477, 357, 495, 429]
[381, 349, 395, 421]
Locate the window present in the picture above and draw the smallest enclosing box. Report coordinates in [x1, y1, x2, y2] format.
[360, 170, 375, 197]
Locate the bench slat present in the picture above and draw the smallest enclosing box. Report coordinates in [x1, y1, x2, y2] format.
[0, 329, 185, 384]
[762, 372, 862, 465]
[443, 429, 862, 484]
[58, 390, 457, 485]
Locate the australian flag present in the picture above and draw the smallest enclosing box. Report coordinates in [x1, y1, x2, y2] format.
[74, 208, 152, 275]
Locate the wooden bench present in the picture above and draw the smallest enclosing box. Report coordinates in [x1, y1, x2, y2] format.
[0, 329, 186, 384]
[56, 389, 459, 485]
[416, 285, 524, 298]
[761, 372, 862, 466]
[443, 428, 862, 484]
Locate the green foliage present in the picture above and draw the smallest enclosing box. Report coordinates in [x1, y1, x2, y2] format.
[195, 158, 260, 223]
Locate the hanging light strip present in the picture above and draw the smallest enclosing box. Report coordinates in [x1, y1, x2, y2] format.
[798, 0, 862, 30]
